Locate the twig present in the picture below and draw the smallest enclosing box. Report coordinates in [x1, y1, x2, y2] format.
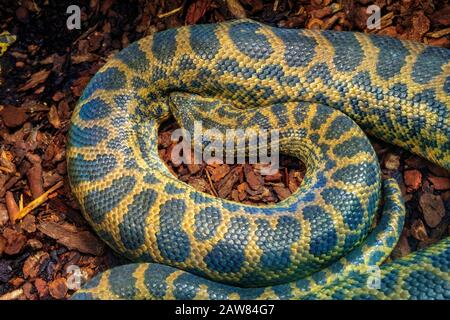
[158, 6, 183, 19]
[15, 180, 64, 221]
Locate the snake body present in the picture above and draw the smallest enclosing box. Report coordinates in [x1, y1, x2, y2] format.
[64, 20, 450, 299]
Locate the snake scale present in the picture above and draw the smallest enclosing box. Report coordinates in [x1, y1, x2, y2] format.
[7, 19, 450, 299]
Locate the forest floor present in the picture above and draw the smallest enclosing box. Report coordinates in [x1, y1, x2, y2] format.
[0, 0, 449, 300]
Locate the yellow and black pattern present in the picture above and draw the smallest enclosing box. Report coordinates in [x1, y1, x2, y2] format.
[65, 19, 450, 299]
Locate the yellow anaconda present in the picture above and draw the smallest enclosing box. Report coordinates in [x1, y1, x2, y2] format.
[64, 19, 449, 299]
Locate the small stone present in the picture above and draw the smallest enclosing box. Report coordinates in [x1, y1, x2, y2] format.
[404, 169, 422, 191]
[419, 193, 445, 228]
[48, 278, 68, 299]
[428, 176, 450, 191]
[383, 153, 400, 170]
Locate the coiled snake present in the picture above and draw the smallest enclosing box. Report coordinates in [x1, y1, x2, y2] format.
[60, 19, 450, 299]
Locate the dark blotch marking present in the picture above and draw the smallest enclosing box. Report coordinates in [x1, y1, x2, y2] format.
[109, 264, 139, 299]
[79, 98, 112, 121]
[325, 115, 355, 140]
[144, 264, 176, 299]
[321, 187, 363, 230]
[204, 216, 250, 273]
[116, 42, 149, 71]
[229, 21, 273, 60]
[332, 161, 379, 186]
[68, 124, 109, 148]
[333, 136, 373, 158]
[255, 216, 301, 271]
[81, 67, 126, 100]
[152, 28, 178, 63]
[84, 176, 136, 224]
[323, 31, 363, 72]
[119, 189, 158, 250]
[194, 206, 222, 241]
[190, 24, 219, 59]
[164, 182, 184, 194]
[272, 28, 317, 67]
[412, 46, 450, 84]
[371, 35, 408, 79]
[157, 199, 191, 262]
[303, 205, 337, 256]
[69, 153, 116, 185]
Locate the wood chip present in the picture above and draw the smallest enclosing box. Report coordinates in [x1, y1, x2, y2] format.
[2, 228, 27, 255]
[419, 193, 445, 228]
[18, 69, 51, 92]
[38, 221, 105, 256]
[48, 278, 68, 299]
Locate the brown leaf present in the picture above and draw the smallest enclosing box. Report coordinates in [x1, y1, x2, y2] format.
[20, 214, 36, 233]
[18, 69, 51, 92]
[430, 5, 450, 27]
[0, 235, 5, 255]
[391, 232, 411, 259]
[264, 170, 282, 182]
[189, 177, 210, 193]
[22, 282, 35, 300]
[70, 76, 91, 97]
